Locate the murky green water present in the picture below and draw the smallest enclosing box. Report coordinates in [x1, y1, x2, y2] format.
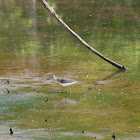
[0, 0, 140, 139]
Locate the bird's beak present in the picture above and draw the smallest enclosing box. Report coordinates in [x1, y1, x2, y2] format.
[47, 77, 50, 80]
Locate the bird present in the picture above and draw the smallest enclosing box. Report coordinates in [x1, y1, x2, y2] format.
[47, 75, 79, 86]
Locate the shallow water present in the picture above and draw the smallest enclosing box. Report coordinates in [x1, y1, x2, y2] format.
[0, 0, 140, 139]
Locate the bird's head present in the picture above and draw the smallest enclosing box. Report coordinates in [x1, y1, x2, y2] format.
[47, 75, 56, 80]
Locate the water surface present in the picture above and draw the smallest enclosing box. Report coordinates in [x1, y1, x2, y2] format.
[0, 0, 140, 139]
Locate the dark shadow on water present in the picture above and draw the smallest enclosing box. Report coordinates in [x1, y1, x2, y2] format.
[102, 71, 124, 81]
[47, 91, 65, 94]
[88, 71, 124, 90]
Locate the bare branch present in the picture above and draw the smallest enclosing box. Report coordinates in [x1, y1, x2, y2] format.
[41, 0, 129, 70]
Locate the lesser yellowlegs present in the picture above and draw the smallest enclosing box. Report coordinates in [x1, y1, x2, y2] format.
[47, 75, 79, 86]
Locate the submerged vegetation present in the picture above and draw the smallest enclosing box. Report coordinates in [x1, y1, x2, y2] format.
[0, 0, 140, 139]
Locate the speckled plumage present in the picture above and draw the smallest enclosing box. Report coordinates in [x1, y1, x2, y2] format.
[47, 75, 79, 86]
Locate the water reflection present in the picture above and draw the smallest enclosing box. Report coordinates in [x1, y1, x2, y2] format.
[0, 0, 140, 139]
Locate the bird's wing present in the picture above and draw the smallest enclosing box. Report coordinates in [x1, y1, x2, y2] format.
[59, 78, 75, 83]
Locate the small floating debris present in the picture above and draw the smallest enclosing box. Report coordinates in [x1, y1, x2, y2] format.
[10, 128, 13, 135]
[82, 130, 85, 133]
[59, 132, 104, 139]
[112, 133, 115, 140]
[5, 88, 10, 93]
[5, 80, 10, 85]
[88, 86, 94, 90]
[45, 98, 48, 103]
